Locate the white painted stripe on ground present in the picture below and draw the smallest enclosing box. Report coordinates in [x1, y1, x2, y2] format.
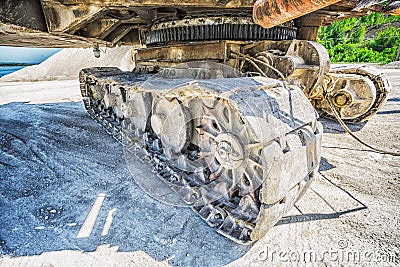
[101, 208, 117, 236]
[77, 193, 106, 238]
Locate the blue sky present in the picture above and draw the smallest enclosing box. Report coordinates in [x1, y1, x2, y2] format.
[0, 46, 61, 64]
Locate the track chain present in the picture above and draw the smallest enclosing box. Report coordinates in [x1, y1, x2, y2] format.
[80, 70, 257, 244]
[79, 66, 321, 244]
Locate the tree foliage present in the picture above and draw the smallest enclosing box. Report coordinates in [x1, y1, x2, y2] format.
[317, 13, 400, 64]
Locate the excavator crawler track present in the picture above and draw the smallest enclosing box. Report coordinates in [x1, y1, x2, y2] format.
[80, 64, 322, 244]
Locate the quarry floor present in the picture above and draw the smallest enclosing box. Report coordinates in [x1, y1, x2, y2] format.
[0, 67, 399, 266]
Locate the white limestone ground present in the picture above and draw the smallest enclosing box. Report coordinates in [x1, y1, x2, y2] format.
[0, 54, 399, 266]
[0, 46, 135, 82]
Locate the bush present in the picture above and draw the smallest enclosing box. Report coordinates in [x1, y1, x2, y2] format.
[317, 13, 400, 64]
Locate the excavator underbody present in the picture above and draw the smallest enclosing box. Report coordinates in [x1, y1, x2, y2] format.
[0, 0, 395, 243]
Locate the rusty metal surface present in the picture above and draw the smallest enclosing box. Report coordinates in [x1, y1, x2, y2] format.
[253, 0, 342, 28]
[136, 42, 228, 64]
[40, 0, 105, 33]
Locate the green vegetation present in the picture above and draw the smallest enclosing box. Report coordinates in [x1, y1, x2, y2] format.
[317, 13, 400, 64]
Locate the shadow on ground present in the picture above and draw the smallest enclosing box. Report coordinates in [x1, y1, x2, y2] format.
[277, 170, 367, 226]
[0, 101, 249, 266]
[319, 117, 367, 134]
